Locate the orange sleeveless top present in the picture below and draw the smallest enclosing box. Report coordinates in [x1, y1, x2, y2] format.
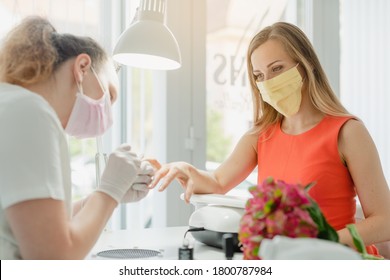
[257, 115, 379, 256]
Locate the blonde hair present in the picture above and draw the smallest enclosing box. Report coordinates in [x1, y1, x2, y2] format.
[0, 16, 107, 85]
[247, 22, 351, 134]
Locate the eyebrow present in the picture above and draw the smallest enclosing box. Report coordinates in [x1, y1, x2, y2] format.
[253, 60, 283, 73]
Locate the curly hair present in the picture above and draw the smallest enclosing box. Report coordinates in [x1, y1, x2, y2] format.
[0, 16, 107, 85]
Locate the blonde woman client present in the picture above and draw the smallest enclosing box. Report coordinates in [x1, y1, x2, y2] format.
[149, 22, 390, 257]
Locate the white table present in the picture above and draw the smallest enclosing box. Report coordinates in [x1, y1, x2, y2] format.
[88, 226, 243, 260]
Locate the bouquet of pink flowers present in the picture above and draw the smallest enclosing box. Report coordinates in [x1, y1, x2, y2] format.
[238, 177, 338, 260]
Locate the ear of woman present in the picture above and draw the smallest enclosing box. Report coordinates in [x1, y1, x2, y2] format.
[73, 53, 92, 84]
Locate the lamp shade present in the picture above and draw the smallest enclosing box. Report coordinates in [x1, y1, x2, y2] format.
[113, 0, 181, 70]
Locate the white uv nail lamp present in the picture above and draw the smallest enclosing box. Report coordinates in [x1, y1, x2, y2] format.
[181, 193, 249, 252]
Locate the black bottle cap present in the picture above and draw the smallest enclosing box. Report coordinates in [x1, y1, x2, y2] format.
[223, 233, 234, 260]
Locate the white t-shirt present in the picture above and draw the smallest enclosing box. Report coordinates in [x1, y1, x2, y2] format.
[0, 83, 72, 259]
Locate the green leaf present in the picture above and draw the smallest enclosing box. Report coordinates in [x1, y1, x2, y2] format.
[346, 224, 384, 260]
[248, 186, 257, 192]
[346, 224, 366, 254]
[306, 199, 339, 242]
[254, 210, 265, 219]
[264, 200, 275, 214]
[302, 182, 338, 242]
[304, 182, 316, 192]
[362, 254, 384, 260]
[252, 246, 259, 257]
[265, 177, 274, 184]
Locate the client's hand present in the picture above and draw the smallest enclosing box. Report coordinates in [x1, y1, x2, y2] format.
[147, 160, 195, 203]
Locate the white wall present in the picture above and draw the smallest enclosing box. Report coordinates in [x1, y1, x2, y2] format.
[340, 0, 390, 182]
[151, 0, 207, 227]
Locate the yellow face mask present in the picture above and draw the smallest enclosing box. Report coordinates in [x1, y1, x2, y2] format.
[256, 64, 303, 117]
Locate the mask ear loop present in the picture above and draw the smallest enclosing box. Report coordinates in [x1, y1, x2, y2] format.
[90, 67, 109, 188]
[91, 66, 109, 98]
[75, 69, 85, 96]
[95, 136, 107, 188]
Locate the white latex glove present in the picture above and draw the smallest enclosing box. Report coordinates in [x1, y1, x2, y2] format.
[97, 144, 141, 204]
[121, 160, 154, 203]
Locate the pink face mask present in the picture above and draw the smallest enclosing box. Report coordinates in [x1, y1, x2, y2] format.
[65, 67, 113, 138]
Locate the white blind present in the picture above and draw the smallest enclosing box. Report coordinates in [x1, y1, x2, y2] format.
[340, 0, 390, 182]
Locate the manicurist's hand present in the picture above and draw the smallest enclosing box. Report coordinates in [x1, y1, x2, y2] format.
[97, 144, 141, 204]
[121, 160, 154, 203]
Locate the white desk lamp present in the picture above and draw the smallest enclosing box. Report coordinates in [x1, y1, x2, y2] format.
[98, 0, 181, 185]
[96, 0, 181, 259]
[113, 0, 181, 70]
